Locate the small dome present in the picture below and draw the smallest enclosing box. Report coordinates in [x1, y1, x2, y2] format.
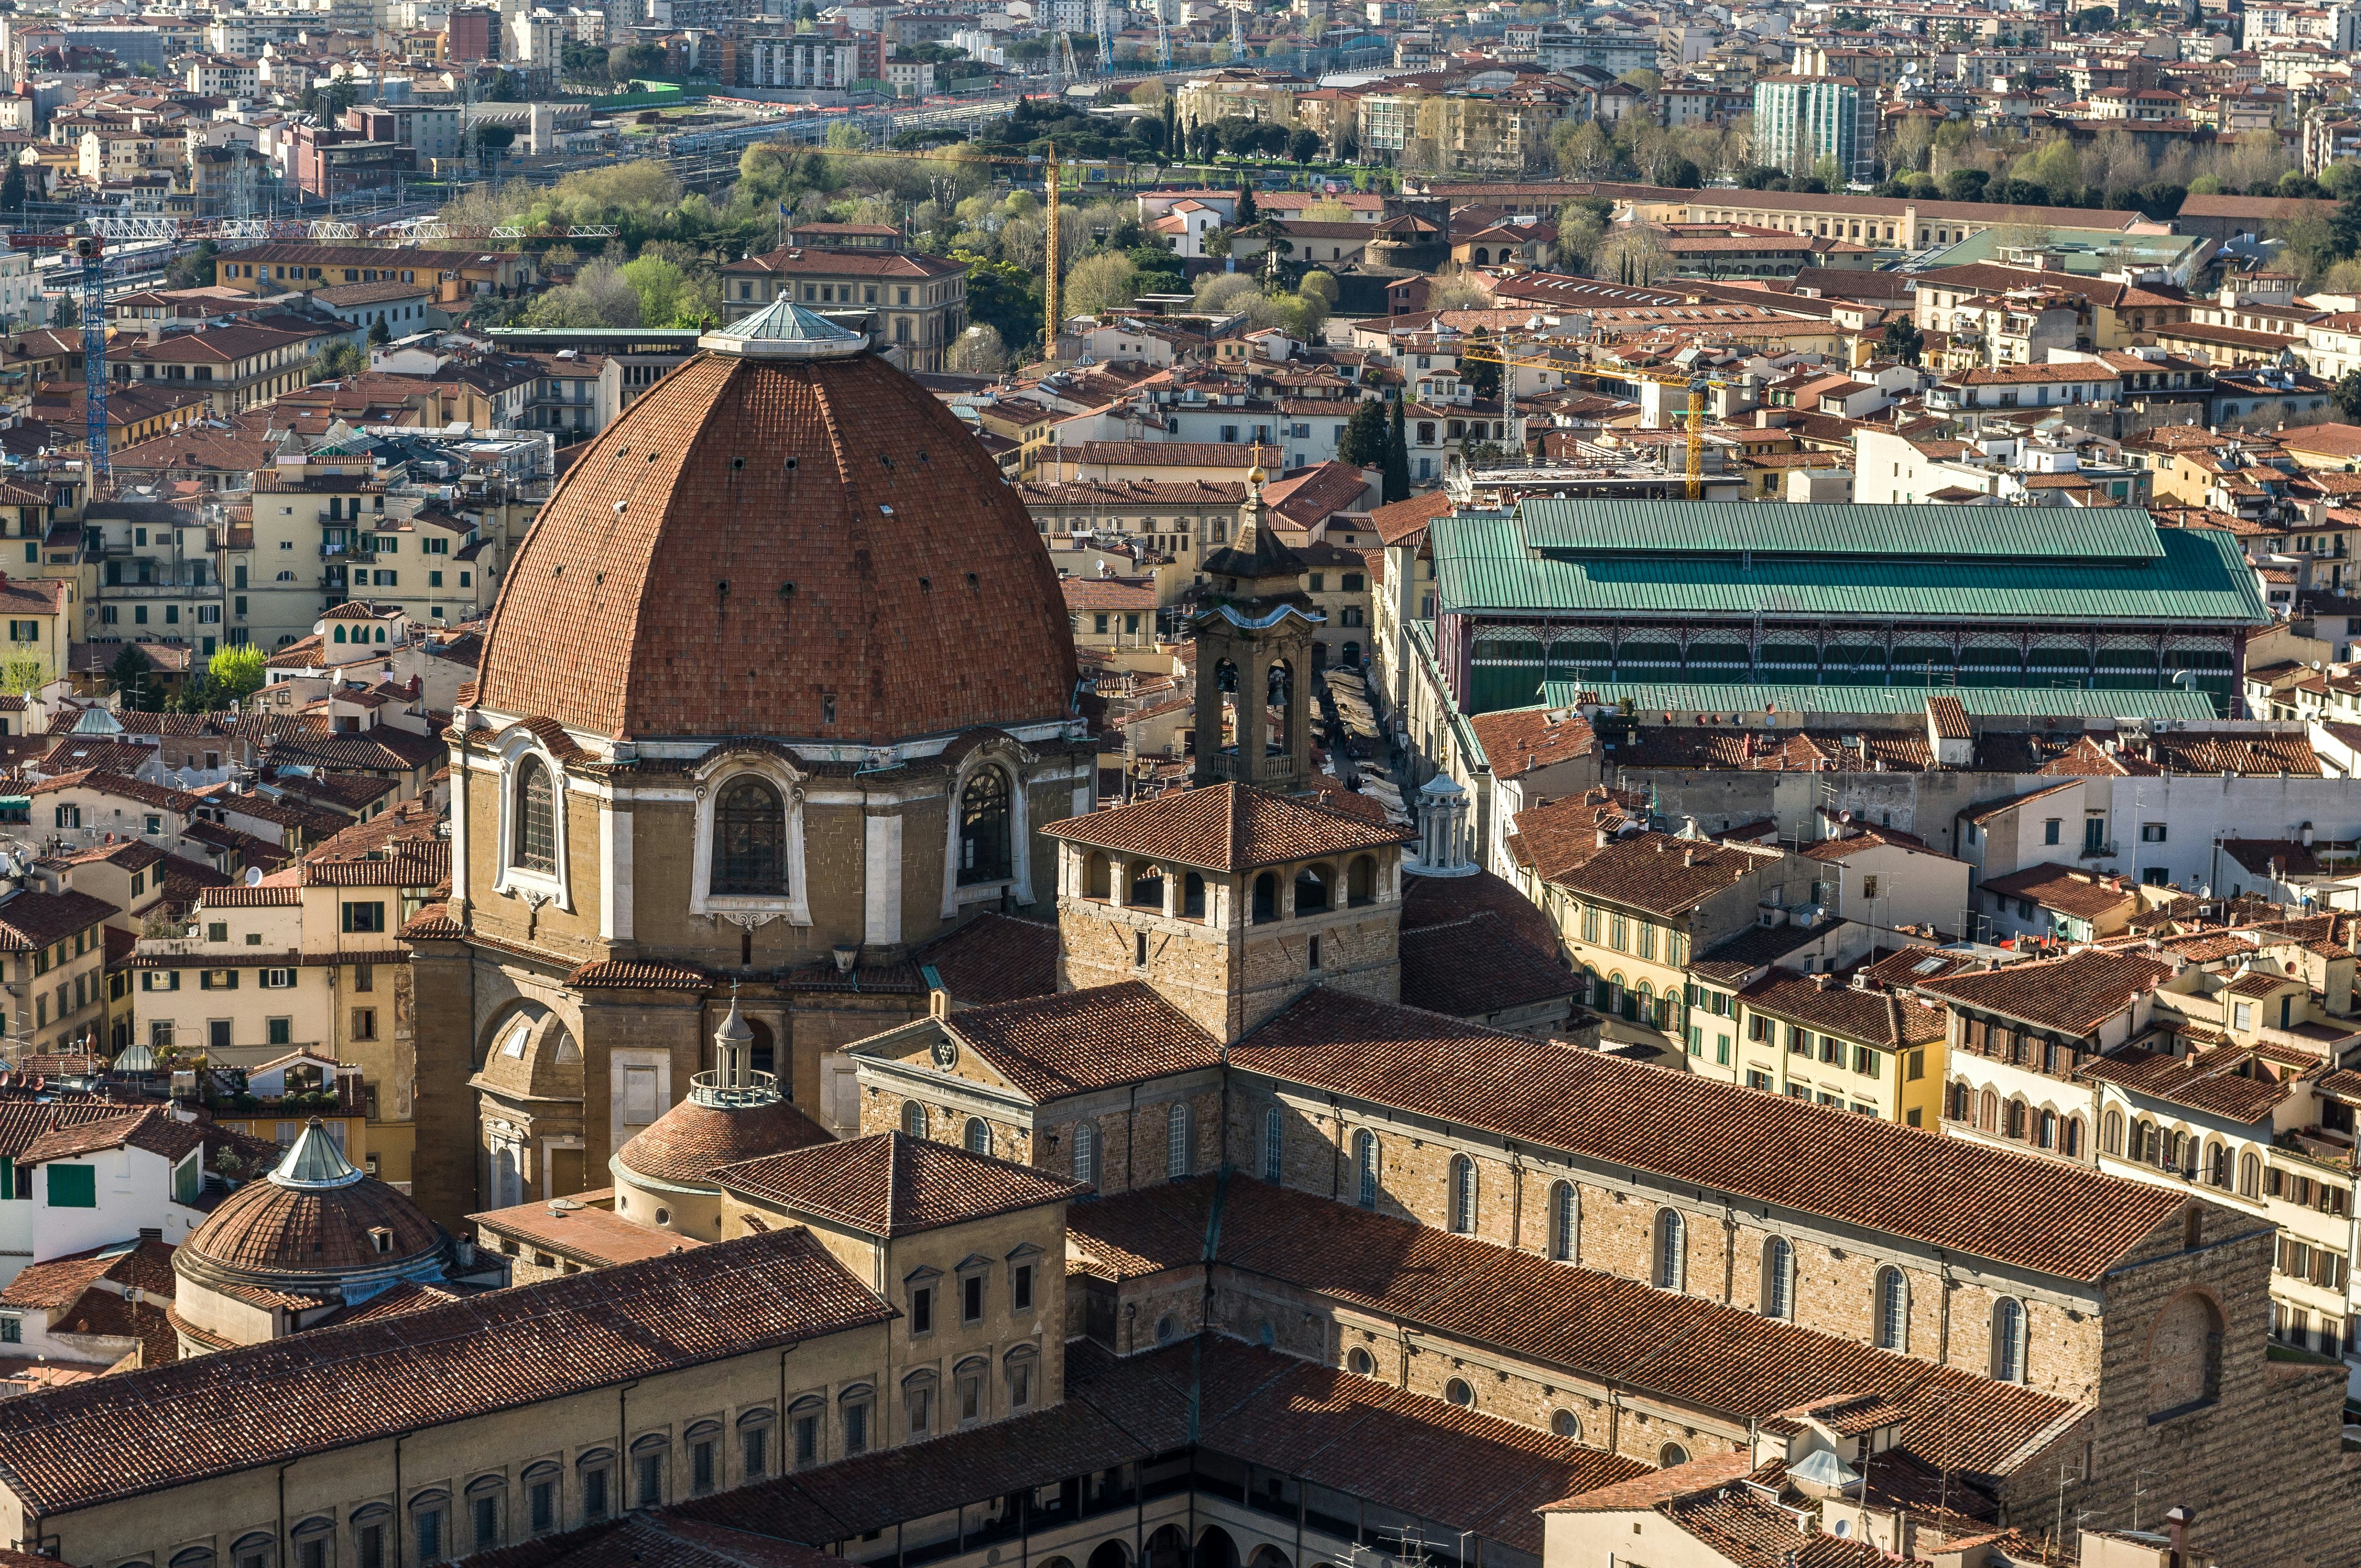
[614, 1096, 833, 1190]
[181, 1121, 448, 1286]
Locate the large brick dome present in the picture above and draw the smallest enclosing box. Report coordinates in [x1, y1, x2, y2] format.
[179, 1120, 449, 1292]
[468, 309, 1079, 744]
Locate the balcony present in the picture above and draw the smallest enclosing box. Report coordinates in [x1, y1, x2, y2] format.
[1197, 750, 1298, 785]
[688, 1068, 780, 1108]
[2077, 840, 2119, 860]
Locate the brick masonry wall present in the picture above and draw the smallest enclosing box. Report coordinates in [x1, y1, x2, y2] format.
[1247, 1088, 2108, 1400]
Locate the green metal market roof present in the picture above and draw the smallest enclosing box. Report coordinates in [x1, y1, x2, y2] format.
[1432, 508, 2268, 628]
[1515, 499, 2166, 562]
[1537, 683, 2222, 721]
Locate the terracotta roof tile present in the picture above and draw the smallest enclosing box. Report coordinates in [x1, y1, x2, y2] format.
[613, 1094, 832, 1190]
[1914, 949, 2175, 1036]
[1469, 706, 1596, 781]
[0, 1227, 892, 1515]
[940, 981, 1221, 1102]
[1976, 863, 2141, 921]
[1071, 1180, 2083, 1479]
[1045, 782, 1411, 872]
[713, 1131, 1085, 1238]
[470, 350, 1078, 744]
[915, 913, 1059, 1008]
[1547, 831, 1780, 916]
[1230, 989, 2183, 1281]
[1400, 911, 1579, 1019]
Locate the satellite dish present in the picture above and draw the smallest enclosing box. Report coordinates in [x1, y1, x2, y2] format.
[243, 866, 263, 886]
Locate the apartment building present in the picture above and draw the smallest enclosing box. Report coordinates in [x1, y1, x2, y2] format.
[719, 246, 969, 373]
[129, 825, 442, 1187]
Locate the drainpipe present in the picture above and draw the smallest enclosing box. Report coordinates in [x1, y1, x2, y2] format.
[617, 1378, 639, 1509]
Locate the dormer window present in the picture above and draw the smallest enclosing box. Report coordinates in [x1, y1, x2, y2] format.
[367, 1226, 392, 1255]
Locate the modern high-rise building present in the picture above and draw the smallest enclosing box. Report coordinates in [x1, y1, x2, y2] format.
[1750, 73, 1874, 184]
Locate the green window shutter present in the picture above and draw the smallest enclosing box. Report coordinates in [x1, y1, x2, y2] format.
[46, 1164, 95, 1208]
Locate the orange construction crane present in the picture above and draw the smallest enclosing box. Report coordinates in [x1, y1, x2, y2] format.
[1460, 343, 1736, 499]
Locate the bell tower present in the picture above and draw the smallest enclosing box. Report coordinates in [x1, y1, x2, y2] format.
[1192, 470, 1321, 790]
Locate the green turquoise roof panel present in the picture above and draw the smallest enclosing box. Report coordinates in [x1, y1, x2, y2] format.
[1537, 683, 2222, 721]
[1432, 511, 2268, 627]
[1514, 499, 2165, 560]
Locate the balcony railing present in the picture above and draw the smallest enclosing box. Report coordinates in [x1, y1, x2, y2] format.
[688, 1068, 779, 1108]
[1197, 750, 1297, 785]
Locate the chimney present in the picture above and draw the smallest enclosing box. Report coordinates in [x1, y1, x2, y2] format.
[1683, 847, 1699, 867]
[2166, 1506, 2194, 1568]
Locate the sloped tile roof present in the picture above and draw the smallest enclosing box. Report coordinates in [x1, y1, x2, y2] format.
[1228, 988, 2184, 1281]
[713, 1131, 1086, 1238]
[1070, 1179, 2084, 1480]
[915, 913, 1059, 1008]
[1045, 783, 1412, 872]
[939, 982, 1221, 1102]
[1546, 831, 1780, 916]
[1399, 911, 1579, 1019]
[1914, 949, 2175, 1036]
[0, 1228, 891, 1515]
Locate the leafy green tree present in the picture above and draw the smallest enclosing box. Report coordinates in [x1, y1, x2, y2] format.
[1287, 128, 1321, 164]
[1383, 398, 1411, 504]
[166, 239, 218, 291]
[206, 644, 266, 707]
[0, 652, 45, 696]
[1880, 317, 1924, 367]
[609, 41, 667, 80]
[1941, 168, 1990, 203]
[1338, 398, 1389, 467]
[1234, 184, 1258, 225]
[2336, 369, 2361, 422]
[1, 160, 25, 216]
[368, 315, 393, 346]
[110, 645, 156, 712]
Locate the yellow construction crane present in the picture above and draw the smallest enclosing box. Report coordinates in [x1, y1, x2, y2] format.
[1458, 343, 1733, 499]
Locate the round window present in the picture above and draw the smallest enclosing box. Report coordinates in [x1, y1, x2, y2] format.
[1551, 1410, 1580, 1441]
[654, 1207, 671, 1226]
[1346, 1348, 1374, 1376]
[1444, 1378, 1472, 1407]
[1155, 1314, 1175, 1344]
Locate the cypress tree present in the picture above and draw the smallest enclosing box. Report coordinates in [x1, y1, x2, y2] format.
[1383, 398, 1412, 503]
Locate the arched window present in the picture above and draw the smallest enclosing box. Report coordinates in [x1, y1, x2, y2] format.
[1252, 872, 1278, 923]
[1074, 1120, 1097, 1188]
[902, 1101, 927, 1138]
[2207, 1141, 2231, 1188]
[2038, 1109, 2057, 1149]
[964, 1118, 991, 1156]
[714, 776, 786, 895]
[1085, 853, 1112, 900]
[1875, 1266, 1909, 1352]
[1992, 1298, 2027, 1382]
[1166, 1101, 1192, 1179]
[958, 766, 1013, 885]
[2065, 1115, 2084, 1158]
[1347, 1347, 1374, 1375]
[1977, 1088, 1999, 1133]
[1353, 1128, 1378, 1208]
[1347, 856, 1377, 906]
[1447, 1153, 1475, 1233]
[2005, 1098, 2027, 1140]
[1652, 1208, 1685, 1291]
[1551, 1409, 1580, 1440]
[1761, 1236, 1792, 1319]
[1294, 864, 1331, 914]
[1658, 1442, 1689, 1468]
[513, 757, 555, 874]
[1184, 872, 1207, 919]
[2104, 1108, 2125, 1155]
[1548, 1180, 1576, 1262]
[2239, 1150, 2262, 1197]
[1443, 1378, 1472, 1406]
[2147, 1291, 2224, 1418]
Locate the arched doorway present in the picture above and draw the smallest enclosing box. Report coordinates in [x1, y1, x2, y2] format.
[748, 1017, 775, 1079]
[1147, 1525, 1190, 1568]
[1193, 1526, 1240, 1568]
[1247, 1549, 1292, 1568]
[1088, 1544, 1131, 1568]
